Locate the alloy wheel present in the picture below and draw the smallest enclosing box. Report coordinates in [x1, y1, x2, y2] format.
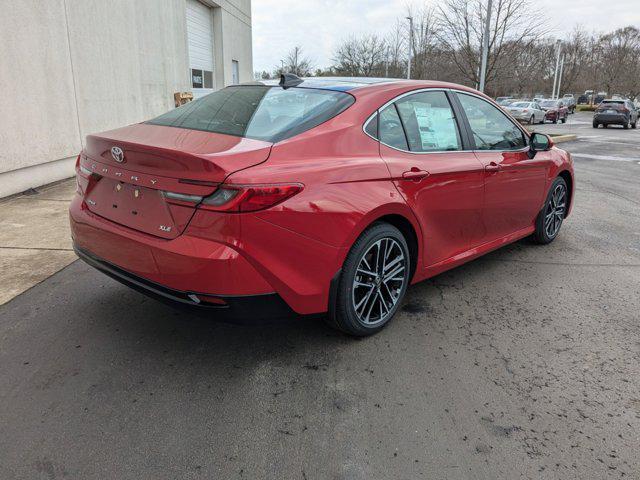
[352, 237, 407, 326]
[544, 183, 566, 238]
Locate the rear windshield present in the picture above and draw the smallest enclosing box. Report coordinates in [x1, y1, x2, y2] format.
[511, 102, 530, 108]
[540, 100, 559, 107]
[147, 86, 354, 143]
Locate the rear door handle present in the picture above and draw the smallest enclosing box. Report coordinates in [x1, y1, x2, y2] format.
[485, 162, 502, 172]
[402, 168, 430, 181]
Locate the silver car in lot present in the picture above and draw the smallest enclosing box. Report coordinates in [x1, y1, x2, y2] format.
[506, 101, 545, 124]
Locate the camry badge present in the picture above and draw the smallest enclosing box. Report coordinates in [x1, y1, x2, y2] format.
[111, 146, 125, 163]
[159, 225, 172, 232]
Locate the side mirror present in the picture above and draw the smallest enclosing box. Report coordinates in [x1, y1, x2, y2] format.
[528, 132, 553, 158]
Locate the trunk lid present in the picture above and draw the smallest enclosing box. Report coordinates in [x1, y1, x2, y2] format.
[80, 123, 272, 239]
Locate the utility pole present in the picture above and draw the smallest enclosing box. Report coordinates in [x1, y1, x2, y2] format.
[406, 16, 413, 79]
[280, 59, 285, 74]
[478, 0, 493, 92]
[385, 45, 390, 77]
[551, 40, 562, 99]
[556, 55, 565, 99]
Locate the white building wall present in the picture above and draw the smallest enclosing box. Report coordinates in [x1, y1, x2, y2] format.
[0, 0, 253, 198]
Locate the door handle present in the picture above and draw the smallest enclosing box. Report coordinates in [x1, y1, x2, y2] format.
[485, 162, 501, 172]
[402, 168, 430, 181]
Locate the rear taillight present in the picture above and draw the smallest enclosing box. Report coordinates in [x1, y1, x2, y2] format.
[200, 183, 304, 212]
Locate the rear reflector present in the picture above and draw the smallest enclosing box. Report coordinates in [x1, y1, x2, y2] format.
[187, 293, 227, 305]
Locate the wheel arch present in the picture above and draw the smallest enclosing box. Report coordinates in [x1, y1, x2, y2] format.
[557, 170, 573, 218]
[328, 209, 422, 321]
[374, 214, 420, 281]
[340, 204, 424, 281]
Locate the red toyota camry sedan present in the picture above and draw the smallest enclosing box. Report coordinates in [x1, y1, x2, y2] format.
[70, 75, 574, 336]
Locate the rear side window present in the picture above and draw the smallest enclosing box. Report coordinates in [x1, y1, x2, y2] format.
[147, 86, 354, 143]
[394, 91, 461, 152]
[364, 113, 378, 138]
[379, 105, 408, 151]
[457, 93, 526, 151]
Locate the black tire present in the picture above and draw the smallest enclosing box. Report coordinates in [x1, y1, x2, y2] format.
[553, 119, 557, 124]
[327, 222, 411, 336]
[632, 119, 637, 129]
[623, 120, 630, 129]
[533, 177, 568, 245]
[561, 116, 566, 124]
[592, 121, 599, 128]
[528, 115, 534, 125]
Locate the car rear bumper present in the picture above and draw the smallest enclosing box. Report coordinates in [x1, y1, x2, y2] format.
[511, 113, 532, 121]
[69, 194, 344, 316]
[73, 244, 297, 321]
[594, 113, 628, 124]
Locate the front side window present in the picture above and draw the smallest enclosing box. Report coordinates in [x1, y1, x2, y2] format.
[394, 91, 461, 152]
[457, 93, 526, 150]
[148, 86, 354, 143]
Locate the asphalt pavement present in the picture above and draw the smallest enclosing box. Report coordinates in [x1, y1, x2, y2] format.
[1, 111, 639, 479]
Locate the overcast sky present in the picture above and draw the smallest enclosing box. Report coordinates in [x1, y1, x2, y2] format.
[252, 0, 640, 73]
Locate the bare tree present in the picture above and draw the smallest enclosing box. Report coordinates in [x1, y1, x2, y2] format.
[332, 35, 387, 76]
[596, 26, 640, 99]
[384, 21, 407, 78]
[274, 46, 314, 77]
[435, 0, 546, 89]
[407, 5, 439, 80]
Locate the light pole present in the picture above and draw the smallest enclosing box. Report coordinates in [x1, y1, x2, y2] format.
[478, 0, 493, 93]
[406, 16, 413, 79]
[551, 39, 562, 99]
[280, 59, 285, 74]
[556, 55, 565, 99]
[385, 45, 390, 77]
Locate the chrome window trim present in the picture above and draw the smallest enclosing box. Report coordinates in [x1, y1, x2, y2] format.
[362, 87, 530, 155]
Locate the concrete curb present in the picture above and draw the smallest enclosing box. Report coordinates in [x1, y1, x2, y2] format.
[549, 134, 578, 144]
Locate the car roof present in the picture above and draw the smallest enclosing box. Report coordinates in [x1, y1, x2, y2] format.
[247, 77, 483, 94]
[252, 77, 397, 92]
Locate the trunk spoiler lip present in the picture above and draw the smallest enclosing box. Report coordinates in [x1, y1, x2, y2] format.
[79, 142, 274, 194]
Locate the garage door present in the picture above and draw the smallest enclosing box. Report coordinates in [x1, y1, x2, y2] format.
[186, 0, 214, 98]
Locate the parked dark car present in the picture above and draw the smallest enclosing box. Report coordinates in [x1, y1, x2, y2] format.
[593, 99, 639, 129]
[539, 100, 568, 124]
[594, 94, 606, 105]
[577, 94, 588, 105]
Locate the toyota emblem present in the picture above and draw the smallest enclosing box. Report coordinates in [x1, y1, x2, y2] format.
[111, 146, 125, 163]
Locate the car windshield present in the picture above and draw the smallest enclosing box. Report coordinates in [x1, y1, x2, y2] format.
[147, 85, 355, 142]
[540, 100, 559, 108]
[511, 102, 530, 108]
